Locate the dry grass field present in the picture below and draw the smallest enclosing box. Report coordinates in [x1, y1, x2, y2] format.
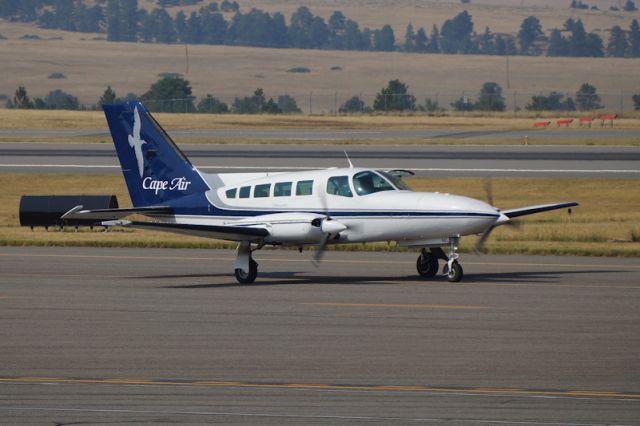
[2, 173, 638, 257]
[1, 13, 640, 113]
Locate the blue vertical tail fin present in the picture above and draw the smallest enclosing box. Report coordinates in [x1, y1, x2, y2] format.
[103, 101, 209, 207]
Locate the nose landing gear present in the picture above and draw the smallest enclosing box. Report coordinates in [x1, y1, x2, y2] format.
[416, 237, 464, 283]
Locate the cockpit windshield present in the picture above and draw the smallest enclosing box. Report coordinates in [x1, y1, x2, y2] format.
[352, 171, 396, 196]
[376, 170, 413, 191]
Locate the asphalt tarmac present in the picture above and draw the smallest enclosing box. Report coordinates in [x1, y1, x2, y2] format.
[2, 142, 639, 177]
[1, 246, 639, 424]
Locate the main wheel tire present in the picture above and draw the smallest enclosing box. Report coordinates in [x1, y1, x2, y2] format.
[416, 253, 439, 278]
[446, 260, 463, 283]
[235, 259, 258, 284]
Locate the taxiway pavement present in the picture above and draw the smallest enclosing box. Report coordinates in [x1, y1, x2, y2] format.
[1, 142, 639, 177]
[1, 246, 639, 424]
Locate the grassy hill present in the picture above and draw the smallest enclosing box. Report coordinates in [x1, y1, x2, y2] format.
[1, 0, 639, 113]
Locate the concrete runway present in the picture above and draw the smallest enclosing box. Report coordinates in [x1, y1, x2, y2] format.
[1, 246, 639, 424]
[1, 142, 639, 177]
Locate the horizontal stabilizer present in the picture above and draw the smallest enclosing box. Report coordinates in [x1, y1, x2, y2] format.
[61, 205, 172, 221]
[502, 202, 578, 219]
[102, 220, 269, 242]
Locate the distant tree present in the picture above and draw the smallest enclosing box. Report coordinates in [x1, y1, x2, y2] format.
[403, 23, 416, 52]
[440, 10, 474, 53]
[233, 88, 281, 114]
[451, 96, 475, 111]
[42, 89, 80, 110]
[518, 16, 543, 55]
[140, 76, 195, 112]
[526, 91, 572, 111]
[98, 86, 117, 106]
[339, 95, 366, 113]
[419, 98, 445, 113]
[478, 27, 495, 54]
[475, 82, 505, 111]
[415, 27, 428, 52]
[106, 0, 139, 42]
[174, 11, 187, 42]
[624, 0, 637, 11]
[277, 95, 302, 113]
[426, 25, 440, 52]
[288, 6, 314, 48]
[309, 16, 330, 48]
[373, 24, 395, 51]
[200, 10, 227, 45]
[373, 79, 415, 112]
[197, 95, 229, 113]
[10, 86, 33, 109]
[328, 10, 347, 49]
[547, 28, 569, 56]
[632, 94, 640, 110]
[628, 19, 640, 57]
[607, 25, 629, 57]
[343, 19, 363, 50]
[575, 83, 602, 111]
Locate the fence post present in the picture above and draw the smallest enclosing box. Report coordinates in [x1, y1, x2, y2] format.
[309, 92, 313, 115]
[620, 90, 624, 118]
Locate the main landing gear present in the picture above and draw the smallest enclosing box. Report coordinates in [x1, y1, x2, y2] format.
[234, 241, 261, 284]
[416, 237, 464, 283]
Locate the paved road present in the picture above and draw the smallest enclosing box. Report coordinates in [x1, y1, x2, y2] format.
[1, 142, 639, 177]
[1, 246, 639, 424]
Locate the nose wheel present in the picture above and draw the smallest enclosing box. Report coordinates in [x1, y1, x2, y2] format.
[416, 237, 464, 282]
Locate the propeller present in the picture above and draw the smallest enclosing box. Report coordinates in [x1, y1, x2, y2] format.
[474, 178, 521, 255]
[311, 186, 347, 267]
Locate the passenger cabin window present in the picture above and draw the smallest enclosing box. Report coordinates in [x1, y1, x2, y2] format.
[296, 180, 313, 196]
[225, 188, 237, 199]
[239, 186, 251, 199]
[353, 171, 395, 196]
[327, 176, 353, 197]
[274, 182, 292, 197]
[254, 184, 271, 198]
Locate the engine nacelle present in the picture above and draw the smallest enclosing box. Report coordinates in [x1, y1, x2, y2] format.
[230, 212, 332, 244]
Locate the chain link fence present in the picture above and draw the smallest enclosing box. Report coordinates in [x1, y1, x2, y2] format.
[138, 90, 637, 116]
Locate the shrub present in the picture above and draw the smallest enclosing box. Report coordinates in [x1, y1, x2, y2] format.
[197, 95, 229, 113]
[48, 72, 66, 79]
[287, 67, 311, 73]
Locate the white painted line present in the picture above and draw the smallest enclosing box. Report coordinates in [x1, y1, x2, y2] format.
[1, 164, 638, 173]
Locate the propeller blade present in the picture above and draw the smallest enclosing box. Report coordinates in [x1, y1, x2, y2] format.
[474, 225, 495, 255]
[483, 177, 494, 207]
[312, 234, 330, 267]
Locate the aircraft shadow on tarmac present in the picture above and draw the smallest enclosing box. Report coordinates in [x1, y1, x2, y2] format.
[146, 269, 619, 289]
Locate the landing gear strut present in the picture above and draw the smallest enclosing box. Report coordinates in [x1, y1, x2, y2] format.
[442, 237, 463, 283]
[416, 237, 464, 282]
[234, 241, 259, 284]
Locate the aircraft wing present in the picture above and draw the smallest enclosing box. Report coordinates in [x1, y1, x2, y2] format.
[101, 220, 269, 242]
[502, 202, 578, 219]
[61, 205, 173, 221]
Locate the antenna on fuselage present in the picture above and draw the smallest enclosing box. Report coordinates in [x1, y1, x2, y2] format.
[344, 151, 354, 168]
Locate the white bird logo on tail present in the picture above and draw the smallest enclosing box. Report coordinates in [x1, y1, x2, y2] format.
[128, 106, 147, 177]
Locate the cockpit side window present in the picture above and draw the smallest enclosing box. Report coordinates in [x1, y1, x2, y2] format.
[353, 171, 395, 196]
[225, 188, 237, 199]
[327, 176, 353, 197]
[377, 170, 412, 191]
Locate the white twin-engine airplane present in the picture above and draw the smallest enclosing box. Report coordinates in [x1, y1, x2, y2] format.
[63, 101, 578, 284]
